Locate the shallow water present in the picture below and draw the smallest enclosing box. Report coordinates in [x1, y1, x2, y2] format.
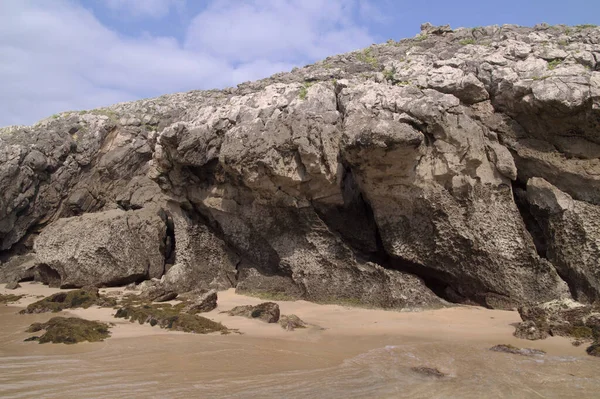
[1, 305, 599, 399]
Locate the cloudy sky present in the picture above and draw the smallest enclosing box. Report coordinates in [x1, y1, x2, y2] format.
[1, 0, 598, 127]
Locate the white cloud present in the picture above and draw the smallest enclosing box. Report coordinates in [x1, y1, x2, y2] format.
[104, 0, 184, 18]
[185, 0, 374, 63]
[0, 0, 376, 127]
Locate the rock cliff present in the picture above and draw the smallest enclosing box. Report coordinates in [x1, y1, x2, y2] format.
[1, 23, 599, 309]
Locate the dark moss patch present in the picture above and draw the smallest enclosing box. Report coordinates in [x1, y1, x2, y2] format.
[0, 293, 24, 304]
[114, 303, 229, 334]
[25, 317, 111, 344]
[569, 326, 594, 339]
[20, 288, 116, 314]
[587, 342, 600, 357]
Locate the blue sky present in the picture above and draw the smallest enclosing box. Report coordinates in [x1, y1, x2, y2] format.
[1, 0, 598, 127]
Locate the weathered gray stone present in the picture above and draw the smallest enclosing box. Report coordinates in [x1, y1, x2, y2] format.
[0, 254, 36, 284]
[226, 302, 280, 323]
[4, 281, 20, 290]
[279, 314, 307, 331]
[514, 299, 600, 341]
[34, 208, 167, 288]
[527, 178, 600, 302]
[182, 290, 218, 313]
[162, 204, 238, 293]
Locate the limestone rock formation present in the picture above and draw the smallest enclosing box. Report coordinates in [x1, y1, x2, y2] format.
[34, 208, 168, 288]
[1, 23, 600, 309]
[526, 178, 600, 302]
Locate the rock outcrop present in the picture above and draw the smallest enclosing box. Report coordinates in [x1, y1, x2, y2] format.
[513, 299, 600, 356]
[33, 208, 168, 288]
[526, 178, 600, 302]
[1, 23, 600, 309]
[514, 299, 600, 341]
[226, 302, 281, 323]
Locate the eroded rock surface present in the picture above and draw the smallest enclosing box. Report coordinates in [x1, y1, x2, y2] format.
[226, 302, 280, 323]
[34, 208, 168, 288]
[526, 178, 600, 302]
[513, 299, 600, 357]
[1, 24, 600, 308]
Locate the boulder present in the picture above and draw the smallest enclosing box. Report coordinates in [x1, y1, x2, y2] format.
[226, 302, 280, 323]
[513, 299, 600, 341]
[4, 281, 20, 290]
[33, 208, 167, 288]
[526, 178, 600, 303]
[279, 314, 307, 331]
[0, 254, 36, 284]
[182, 290, 218, 314]
[139, 279, 178, 302]
[162, 205, 238, 293]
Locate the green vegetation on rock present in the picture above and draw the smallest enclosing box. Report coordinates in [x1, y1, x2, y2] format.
[115, 303, 229, 334]
[25, 317, 111, 344]
[20, 288, 117, 314]
[0, 293, 24, 303]
[459, 38, 476, 45]
[547, 59, 563, 70]
[298, 82, 314, 100]
[569, 326, 594, 339]
[356, 48, 378, 67]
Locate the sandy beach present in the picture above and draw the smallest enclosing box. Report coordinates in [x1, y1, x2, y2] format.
[1, 282, 599, 399]
[0, 282, 585, 352]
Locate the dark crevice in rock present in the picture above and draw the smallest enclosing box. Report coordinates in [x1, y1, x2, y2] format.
[116, 201, 143, 211]
[376, 240, 459, 304]
[334, 84, 346, 123]
[183, 165, 287, 282]
[511, 179, 586, 301]
[163, 213, 176, 271]
[314, 167, 460, 304]
[511, 179, 548, 258]
[101, 273, 148, 288]
[313, 167, 378, 255]
[34, 264, 62, 288]
[187, 158, 221, 187]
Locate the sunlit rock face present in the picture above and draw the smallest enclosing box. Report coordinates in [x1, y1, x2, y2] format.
[2, 24, 600, 309]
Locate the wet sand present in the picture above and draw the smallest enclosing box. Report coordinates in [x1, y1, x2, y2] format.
[1, 282, 599, 398]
